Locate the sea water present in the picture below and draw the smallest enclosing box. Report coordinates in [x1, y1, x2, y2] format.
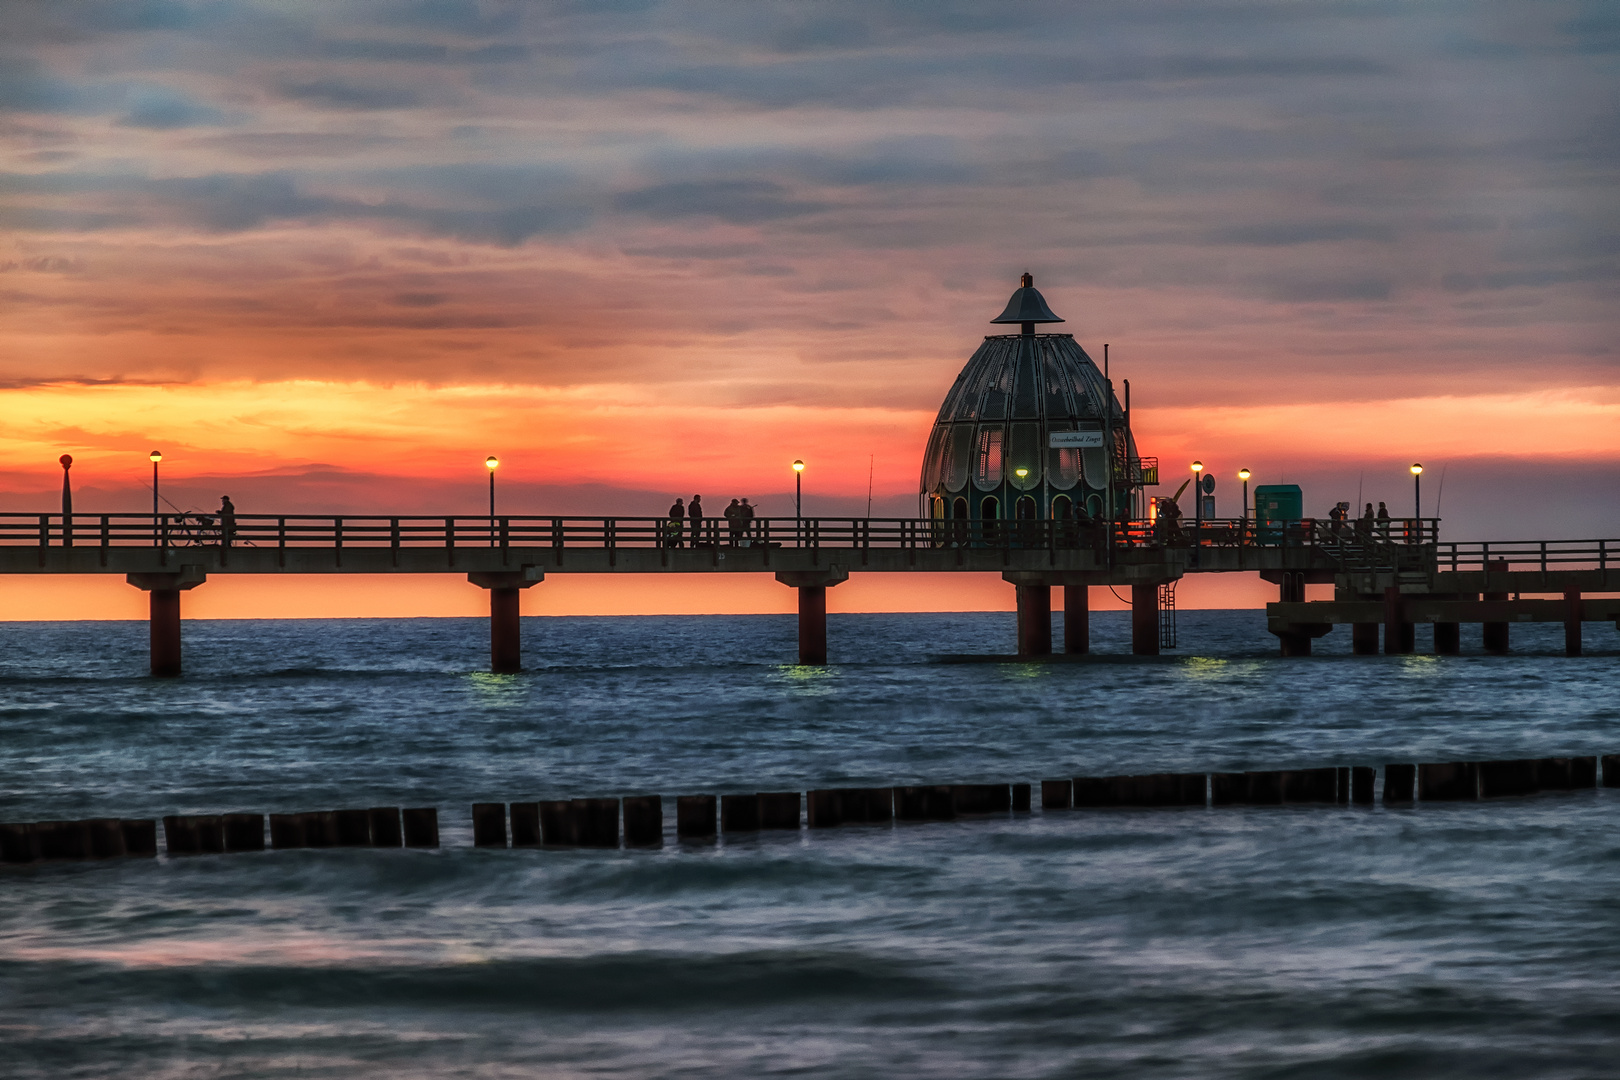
[0, 611, 1616, 1078]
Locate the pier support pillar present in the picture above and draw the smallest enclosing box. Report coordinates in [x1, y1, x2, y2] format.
[776, 569, 849, 665]
[1131, 584, 1159, 656]
[1352, 622, 1380, 655]
[1482, 559, 1510, 654]
[1384, 587, 1413, 655]
[1016, 585, 1052, 657]
[1565, 591, 1583, 657]
[127, 568, 207, 677]
[468, 568, 544, 674]
[1062, 585, 1089, 654]
[1434, 621, 1461, 655]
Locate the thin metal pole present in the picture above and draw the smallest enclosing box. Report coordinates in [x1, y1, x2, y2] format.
[489, 470, 495, 547]
[152, 461, 159, 546]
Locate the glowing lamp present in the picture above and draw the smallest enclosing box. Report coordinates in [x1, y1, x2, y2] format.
[149, 450, 162, 463]
[1190, 460, 1203, 473]
[1015, 467, 1029, 479]
[792, 460, 805, 472]
[485, 455, 499, 470]
[1410, 463, 1423, 475]
[1238, 468, 1250, 481]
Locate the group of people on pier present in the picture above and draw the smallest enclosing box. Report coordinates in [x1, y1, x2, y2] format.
[665, 495, 761, 547]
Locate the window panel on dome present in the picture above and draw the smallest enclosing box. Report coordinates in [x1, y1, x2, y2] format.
[1082, 446, 1109, 490]
[1010, 344, 1040, 419]
[1008, 422, 1041, 488]
[1048, 446, 1080, 490]
[944, 424, 974, 492]
[973, 425, 1004, 490]
[920, 426, 948, 492]
[1041, 347, 1077, 419]
[979, 350, 1012, 420]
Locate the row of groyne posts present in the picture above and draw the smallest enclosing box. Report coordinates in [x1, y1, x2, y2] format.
[5, 754, 1615, 865]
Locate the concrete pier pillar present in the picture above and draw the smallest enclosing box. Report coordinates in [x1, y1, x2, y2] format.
[490, 587, 520, 673]
[467, 568, 544, 674]
[1016, 584, 1052, 657]
[1383, 586, 1413, 655]
[1062, 585, 1089, 654]
[1352, 622, 1380, 655]
[1434, 620, 1461, 655]
[1482, 559, 1510, 654]
[1131, 583, 1159, 656]
[1564, 590, 1582, 657]
[798, 586, 828, 664]
[775, 569, 849, 665]
[126, 568, 206, 677]
[150, 590, 181, 677]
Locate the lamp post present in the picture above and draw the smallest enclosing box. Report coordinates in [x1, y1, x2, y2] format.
[1410, 462, 1423, 542]
[1238, 468, 1251, 534]
[485, 455, 499, 546]
[792, 460, 805, 545]
[1190, 460, 1203, 526]
[59, 454, 73, 547]
[1190, 460, 1204, 566]
[150, 450, 162, 546]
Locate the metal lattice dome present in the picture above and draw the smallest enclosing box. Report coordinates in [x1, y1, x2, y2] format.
[919, 274, 1144, 523]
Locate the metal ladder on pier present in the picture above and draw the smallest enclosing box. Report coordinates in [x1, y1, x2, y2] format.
[1158, 581, 1178, 649]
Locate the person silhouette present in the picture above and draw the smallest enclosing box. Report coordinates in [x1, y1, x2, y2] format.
[724, 498, 743, 545]
[689, 494, 704, 545]
[740, 498, 756, 544]
[219, 495, 236, 547]
[667, 497, 684, 548]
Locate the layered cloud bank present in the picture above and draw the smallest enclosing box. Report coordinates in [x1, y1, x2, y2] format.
[1, 0, 1616, 615]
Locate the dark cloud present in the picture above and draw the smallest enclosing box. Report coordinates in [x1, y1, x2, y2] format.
[614, 180, 828, 223]
[115, 87, 226, 129]
[276, 79, 420, 110]
[1212, 221, 1397, 246]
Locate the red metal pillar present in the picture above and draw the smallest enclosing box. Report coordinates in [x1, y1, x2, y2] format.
[127, 570, 206, 677]
[150, 589, 181, 677]
[798, 586, 828, 664]
[1131, 584, 1158, 656]
[490, 587, 521, 674]
[1482, 559, 1509, 654]
[1016, 584, 1052, 657]
[776, 570, 848, 665]
[1564, 590, 1582, 657]
[467, 570, 543, 674]
[1063, 584, 1089, 654]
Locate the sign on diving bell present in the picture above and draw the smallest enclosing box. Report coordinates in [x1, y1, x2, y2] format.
[1049, 430, 1106, 448]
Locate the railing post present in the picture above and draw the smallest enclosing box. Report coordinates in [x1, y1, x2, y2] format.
[100, 515, 109, 566]
[445, 517, 455, 567]
[500, 517, 510, 564]
[1541, 540, 1547, 574]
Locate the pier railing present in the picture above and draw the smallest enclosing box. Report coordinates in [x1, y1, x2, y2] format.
[0, 512, 1444, 555]
[1436, 538, 1614, 572]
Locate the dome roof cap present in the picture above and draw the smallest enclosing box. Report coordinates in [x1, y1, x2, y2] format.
[990, 272, 1064, 324]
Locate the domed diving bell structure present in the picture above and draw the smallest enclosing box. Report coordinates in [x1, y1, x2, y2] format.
[919, 273, 1155, 529]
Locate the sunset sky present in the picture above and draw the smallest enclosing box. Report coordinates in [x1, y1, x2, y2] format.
[2, 1, 1616, 619]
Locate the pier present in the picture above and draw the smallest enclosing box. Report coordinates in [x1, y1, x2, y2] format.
[2, 512, 1613, 673]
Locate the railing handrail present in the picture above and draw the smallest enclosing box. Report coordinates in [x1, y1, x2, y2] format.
[1, 512, 1610, 567]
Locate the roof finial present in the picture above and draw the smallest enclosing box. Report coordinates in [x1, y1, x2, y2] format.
[990, 273, 1064, 326]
